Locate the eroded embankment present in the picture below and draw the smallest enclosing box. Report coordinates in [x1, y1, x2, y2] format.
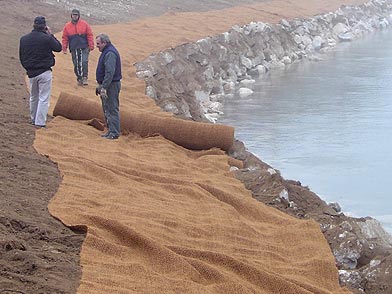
[34, 0, 391, 293]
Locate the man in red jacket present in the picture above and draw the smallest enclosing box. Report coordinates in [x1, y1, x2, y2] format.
[62, 9, 94, 86]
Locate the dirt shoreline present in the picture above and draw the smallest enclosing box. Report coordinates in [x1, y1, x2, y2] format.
[1, 1, 391, 293]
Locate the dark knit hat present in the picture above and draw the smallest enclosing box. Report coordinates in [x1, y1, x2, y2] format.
[34, 16, 46, 25]
[71, 9, 80, 15]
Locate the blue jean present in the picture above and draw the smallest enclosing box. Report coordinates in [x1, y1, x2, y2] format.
[101, 81, 121, 137]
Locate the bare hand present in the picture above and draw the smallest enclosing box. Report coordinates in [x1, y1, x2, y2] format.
[45, 26, 52, 34]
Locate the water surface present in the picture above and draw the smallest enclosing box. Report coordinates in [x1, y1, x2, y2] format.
[220, 30, 392, 233]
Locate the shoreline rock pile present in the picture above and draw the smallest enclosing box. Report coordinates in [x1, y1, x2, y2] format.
[136, 0, 392, 122]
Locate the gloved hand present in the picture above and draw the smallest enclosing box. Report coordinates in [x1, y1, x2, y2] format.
[95, 86, 101, 96]
[100, 88, 108, 100]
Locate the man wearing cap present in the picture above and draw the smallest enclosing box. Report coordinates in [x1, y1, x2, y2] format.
[62, 9, 94, 86]
[19, 16, 62, 128]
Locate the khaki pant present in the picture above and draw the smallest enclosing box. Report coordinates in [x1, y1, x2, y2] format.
[29, 70, 52, 126]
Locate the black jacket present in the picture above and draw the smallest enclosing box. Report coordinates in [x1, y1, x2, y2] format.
[19, 29, 62, 78]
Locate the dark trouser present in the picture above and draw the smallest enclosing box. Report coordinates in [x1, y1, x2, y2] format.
[101, 81, 121, 137]
[71, 48, 89, 81]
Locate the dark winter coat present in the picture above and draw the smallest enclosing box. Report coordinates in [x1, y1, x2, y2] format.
[19, 29, 62, 78]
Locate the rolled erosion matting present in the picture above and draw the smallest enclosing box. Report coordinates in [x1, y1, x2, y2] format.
[53, 92, 234, 151]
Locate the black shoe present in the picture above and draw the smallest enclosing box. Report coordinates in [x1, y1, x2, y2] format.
[105, 134, 119, 140]
[100, 132, 110, 138]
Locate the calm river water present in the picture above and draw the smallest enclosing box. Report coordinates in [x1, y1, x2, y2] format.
[220, 30, 392, 233]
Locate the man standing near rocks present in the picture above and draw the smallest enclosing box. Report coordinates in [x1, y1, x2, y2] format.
[95, 33, 122, 140]
[62, 9, 94, 86]
[19, 16, 62, 128]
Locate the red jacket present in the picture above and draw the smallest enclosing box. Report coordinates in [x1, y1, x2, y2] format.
[62, 19, 94, 52]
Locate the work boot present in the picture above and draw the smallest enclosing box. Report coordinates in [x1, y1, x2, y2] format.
[105, 135, 119, 140]
[82, 77, 88, 86]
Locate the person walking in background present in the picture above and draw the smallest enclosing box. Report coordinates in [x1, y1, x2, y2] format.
[95, 33, 122, 140]
[19, 16, 62, 128]
[62, 9, 94, 86]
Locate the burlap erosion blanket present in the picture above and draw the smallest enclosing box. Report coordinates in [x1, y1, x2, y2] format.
[35, 116, 347, 294]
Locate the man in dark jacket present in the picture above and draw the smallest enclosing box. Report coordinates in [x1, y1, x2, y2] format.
[95, 33, 122, 140]
[19, 16, 62, 128]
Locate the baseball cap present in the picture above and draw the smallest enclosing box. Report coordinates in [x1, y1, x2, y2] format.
[71, 9, 80, 15]
[34, 16, 46, 25]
